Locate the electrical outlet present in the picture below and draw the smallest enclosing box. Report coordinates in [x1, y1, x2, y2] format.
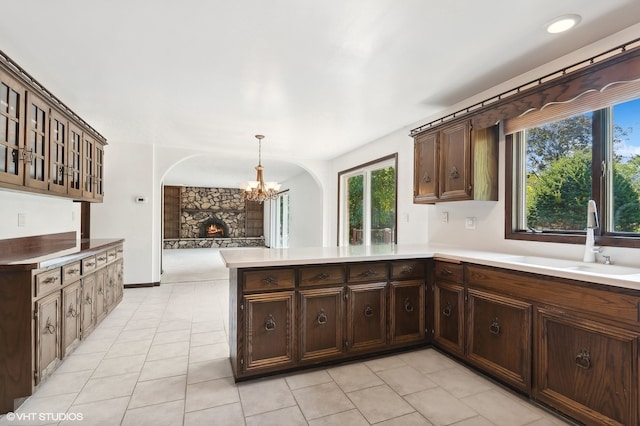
[465, 217, 476, 230]
[441, 212, 449, 223]
[17, 213, 25, 227]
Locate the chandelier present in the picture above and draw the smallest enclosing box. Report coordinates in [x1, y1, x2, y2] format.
[240, 134, 281, 203]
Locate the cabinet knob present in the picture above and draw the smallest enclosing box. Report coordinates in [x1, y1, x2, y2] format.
[364, 304, 374, 318]
[315, 272, 330, 281]
[316, 310, 328, 325]
[262, 276, 278, 285]
[44, 318, 56, 334]
[489, 317, 500, 335]
[264, 314, 277, 331]
[67, 304, 77, 318]
[575, 348, 591, 370]
[442, 303, 452, 317]
[422, 173, 431, 183]
[360, 269, 378, 277]
[400, 265, 414, 274]
[450, 166, 459, 179]
[404, 298, 414, 313]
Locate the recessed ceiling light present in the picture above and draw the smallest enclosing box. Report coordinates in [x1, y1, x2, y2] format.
[546, 14, 581, 34]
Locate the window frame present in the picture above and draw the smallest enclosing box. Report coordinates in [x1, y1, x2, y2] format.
[337, 153, 398, 246]
[505, 105, 640, 248]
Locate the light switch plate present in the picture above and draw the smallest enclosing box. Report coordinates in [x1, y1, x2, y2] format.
[465, 217, 476, 230]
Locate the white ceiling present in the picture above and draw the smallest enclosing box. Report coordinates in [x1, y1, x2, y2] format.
[1, 1, 639, 187]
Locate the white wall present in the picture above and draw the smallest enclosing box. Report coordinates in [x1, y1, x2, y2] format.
[282, 171, 323, 248]
[0, 189, 80, 240]
[91, 143, 157, 285]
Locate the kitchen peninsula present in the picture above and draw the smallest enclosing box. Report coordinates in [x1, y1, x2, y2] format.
[222, 244, 640, 425]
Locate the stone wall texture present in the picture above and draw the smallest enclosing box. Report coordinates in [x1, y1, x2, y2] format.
[165, 186, 265, 249]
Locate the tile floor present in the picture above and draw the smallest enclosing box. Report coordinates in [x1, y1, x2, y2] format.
[0, 249, 573, 426]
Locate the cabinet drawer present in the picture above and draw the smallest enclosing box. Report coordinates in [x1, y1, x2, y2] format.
[243, 268, 295, 292]
[434, 261, 463, 283]
[95, 251, 108, 268]
[347, 262, 388, 283]
[299, 265, 345, 287]
[390, 260, 425, 280]
[106, 248, 117, 263]
[82, 256, 97, 273]
[115, 244, 124, 259]
[62, 261, 82, 284]
[35, 269, 61, 297]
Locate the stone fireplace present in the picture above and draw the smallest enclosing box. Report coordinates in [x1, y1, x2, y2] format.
[200, 218, 229, 238]
[163, 186, 265, 249]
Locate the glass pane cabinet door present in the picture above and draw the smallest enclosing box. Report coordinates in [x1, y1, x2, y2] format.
[0, 75, 25, 185]
[25, 94, 49, 190]
[49, 112, 67, 194]
[67, 126, 83, 198]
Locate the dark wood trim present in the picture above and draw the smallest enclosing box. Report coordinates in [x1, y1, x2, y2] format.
[124, 282, 160, 288]
[80, 202, 90, 240]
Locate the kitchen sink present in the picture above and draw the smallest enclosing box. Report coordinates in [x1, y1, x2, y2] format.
[499, 255, 640, 276]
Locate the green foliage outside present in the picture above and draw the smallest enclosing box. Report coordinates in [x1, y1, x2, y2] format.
[526, 113, 640, 232]
[348, 166, 395, 244]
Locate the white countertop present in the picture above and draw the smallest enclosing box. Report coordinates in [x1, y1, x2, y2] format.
[220, 244, 640, 291]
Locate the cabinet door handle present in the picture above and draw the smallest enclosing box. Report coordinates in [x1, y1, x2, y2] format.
[400, 265, 414, 274]
[360, 269, 378, 277]
[450, 166, 459, 179]
[315, 272, 330, 281]
[442, 303, 452, 317]
[44, 318, 56, 334]
[85, 261, 95, 267]
[364, 304, 374, 317]
[43, 276, 59, 284]
[67, 268, 80, 275]
[422, 173, 430, 183]
[316, 310, 328, 325]
[441, 268, 453, 276]
[67, 304, 77, 318]
[262, 276, 278, 285]
[489, 318, 500, 335]
[85, 296, 93, 305]
[404, 298, 414, 313]
[264, 314, 276, 331]
[575, 348, 591, 370]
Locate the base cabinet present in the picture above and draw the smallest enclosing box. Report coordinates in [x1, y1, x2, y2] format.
[536, 307, 638, 426]
[243, 292, 296, 373]
[0, 240, 124, 414]
[299, 287, 344, 362]
[34, 292, 61, 385]
[230, 259, 428, 380]
[433, 261, 464, 356]
[466, 289, 532, 392]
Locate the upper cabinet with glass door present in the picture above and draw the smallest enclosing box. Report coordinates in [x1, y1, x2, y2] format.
[0, 51, 107, 202]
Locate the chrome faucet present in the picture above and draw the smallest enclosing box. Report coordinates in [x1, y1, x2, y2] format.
[583, 200, 599, 263]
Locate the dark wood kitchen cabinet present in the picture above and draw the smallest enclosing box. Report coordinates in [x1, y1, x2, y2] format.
[0, 49, 107, 202]
[229, 259, 428, 381]
[536, 307, 638, 426]
[466, 288, 532, 392]
[0, 239, 124, 414]
[433, 260, 464, 356]
[412, 120, 498, 203]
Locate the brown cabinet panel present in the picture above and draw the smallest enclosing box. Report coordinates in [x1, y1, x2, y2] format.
[34, 291, 61, 384]
[163, 186, 181, 239]
[24, 92, 49, 191]
[62, 281, 81, 356]
[434, 281, 464, 356]
[434, 261, 463, 283]
[299, 287, 344, 362]
[347, 262, 388, 283]
[414, 131, 439, 203]
[467, 288, 532, 392]
[347, 282, 387, 352]
[536, 307, 638, 426]
[62, 261, 81, 285]
[243, 292, 295, 372]
[0, 71, 26, 186]
[34, 268, 61, 298]
[389, 280, 425, 345]
[244, 268, 295, 292]
[299, 265, 345, 287]
[440, 121, 471, 201]
[81, 275, 96, 337]
[390, 260, 425, 281]
[94, 268, 106, 323]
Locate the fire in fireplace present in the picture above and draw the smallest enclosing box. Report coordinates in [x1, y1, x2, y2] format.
[200, 218, 229, 238]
